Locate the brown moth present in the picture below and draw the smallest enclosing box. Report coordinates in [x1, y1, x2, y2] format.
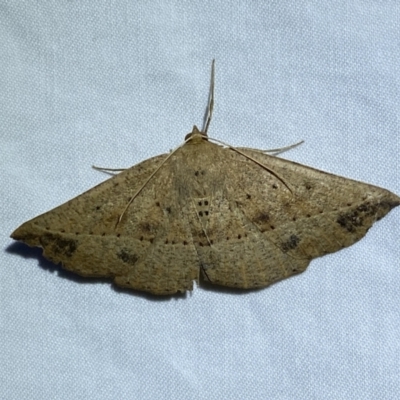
[11, 61, 400, 295]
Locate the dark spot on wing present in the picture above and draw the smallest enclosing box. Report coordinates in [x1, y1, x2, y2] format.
[336, 202, 374, 233]
[281, 234, 300, 252]
[337, 212, 360, 233]
[254, 212, 270, 223]
[117, 249, 139, 266]
[139, 222, 153, 232]
[40, 234, 78, 257]
[336, 200, 400, 233]
[194, 170, 205, 177]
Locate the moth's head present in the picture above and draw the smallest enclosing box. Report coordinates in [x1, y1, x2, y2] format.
[184, 125, 208, 142]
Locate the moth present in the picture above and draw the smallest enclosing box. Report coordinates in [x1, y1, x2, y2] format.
[11, 61, 400, 295]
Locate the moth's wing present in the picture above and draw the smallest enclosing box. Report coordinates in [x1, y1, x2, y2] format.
[198, 147, 400, 289]
[113, 203, 200, 295]
[193, 194, 312, 290]
[11, 153, 199, 295]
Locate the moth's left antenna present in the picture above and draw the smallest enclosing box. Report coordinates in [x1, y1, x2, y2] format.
[203, 59, 215, 136]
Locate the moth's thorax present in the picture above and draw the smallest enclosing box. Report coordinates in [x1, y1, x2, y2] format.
[172, 135, 224, 200]
[184, 125, 208, 143]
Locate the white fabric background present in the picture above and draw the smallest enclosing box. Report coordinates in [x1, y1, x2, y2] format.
[2, 2, 400, 399]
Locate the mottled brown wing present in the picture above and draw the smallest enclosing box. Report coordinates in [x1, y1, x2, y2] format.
[11, 137, 400, 295]
[195, 146, 400, 289]
[11, 152, 199, 295]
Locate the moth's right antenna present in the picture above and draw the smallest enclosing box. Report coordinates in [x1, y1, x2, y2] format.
[203, 59, 215, 136]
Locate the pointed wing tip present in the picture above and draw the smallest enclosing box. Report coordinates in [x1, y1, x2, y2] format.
[10, 226, 23, 241]
[387, 192, 400, 210]
[10, 222, 40, 247]
[377, 188, 400, 211]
